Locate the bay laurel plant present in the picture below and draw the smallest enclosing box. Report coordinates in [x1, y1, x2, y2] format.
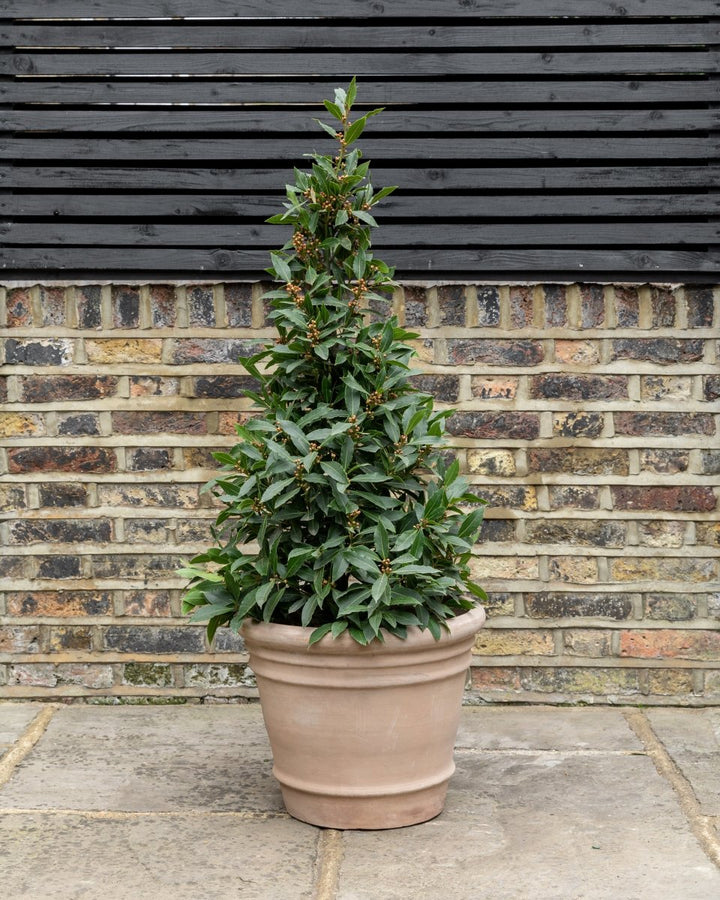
[180, 79, 487, 646]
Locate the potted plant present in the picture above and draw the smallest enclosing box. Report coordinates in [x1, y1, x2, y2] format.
[180, 79, 487, 830]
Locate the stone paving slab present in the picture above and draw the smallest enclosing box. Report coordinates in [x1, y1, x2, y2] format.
[339, 751, 720, 900]
[0, 812, 317, 900]
[0, 705, 283, 813]
[646, 709, 720, 817]
[457, 705, 642, 752]
[1, 702, 719, 900]
[0, 704, 43, 750]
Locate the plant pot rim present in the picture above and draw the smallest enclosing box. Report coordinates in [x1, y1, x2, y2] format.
[241, 603, 486, 657]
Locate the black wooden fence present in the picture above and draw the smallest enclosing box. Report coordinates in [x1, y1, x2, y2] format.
[1, 1, 718, 280]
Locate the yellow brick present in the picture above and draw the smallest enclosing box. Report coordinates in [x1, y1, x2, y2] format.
[0, 413, 44, 437]
[611, 557, 718, 584]
[549, 556, 598, 584]
[86, 339, 162, 364]
[474, 629, 554, 656]
[470, 556, 539, 581]
[407, 339, 434, 363]
[467, 449, 517, 476]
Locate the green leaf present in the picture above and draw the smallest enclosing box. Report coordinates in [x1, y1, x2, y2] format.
[374, 521, 389, 558]
[315, 118, 341, 139]
[261, 476, 296, 503]
[320, 460, 349, 486]
[345, 115, 367, 146]
[177, 567, 224, 583]
[394, 564, 440, 576]
[372, 574, 389, 603]
[353, 209, 378, 227]
[190, 603, 234, 623]
[276, 418, 310, 454]
[323, 100, 344, 121]
[309, 622, 333, 645]
[270, 252, 291, 282]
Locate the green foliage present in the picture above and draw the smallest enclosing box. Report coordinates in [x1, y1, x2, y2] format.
[181, 79, 487, 645]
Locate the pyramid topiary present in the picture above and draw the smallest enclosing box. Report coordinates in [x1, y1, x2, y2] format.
[180, 79, 487, 645]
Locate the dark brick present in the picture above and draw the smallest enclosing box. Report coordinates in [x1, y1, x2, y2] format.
[548, 485, 601, 510]
[38, 483, 87, 507]
[613, 286, 639, 327]
[39, 286, 66, 326]
[4, 338, 72, 366]
[611, 338, 703, 365]
[685, 285, 714, 327]
[7, 590, 112, 616]
[447, 339, 544, 367]
[170, 338, 261, 365]
[128, 448, 172, 471]
[0, 555, 25, 577]
[124, 590, 172, 617]
[193, 375, 258, 399]
[129, 375, 180, 397]
[112, 285, 140, 327]
[474, 485, 537, 510]
[437, 284, 466, 326]
[92, 554, 185, 578]
[76, 285, 102, 329]
[553, 412, 603, 438]
[187, 285, 216, 326]
[213, 629, 246, 652]
[530, 373, 627, 401]
[49, 626, 93, 651]
[543, 284, 567, 327]
[476, 286, 500, 326]
[479, 519, 516, 542]
[8, 447, 117, 474]
[403, 285, 429, 327]
[9, 446, 116, 474]
[112, 411, 207, 435]
[0, 376, 6, 403]
[103, 626, 204, 653]
[525, 519, 626, 548]
[640, 449, 689, 474]
[649, 286, 676, 327]
[58, 413, 100, 436]
[579, 284, 605, 328]
[526, 592, 633, 619]
[447, 411, 540, 440]
[97, 484, 199, 508]
[704, 376, 720, 401]
[175, 519, 212, 543]
[10, 519, 112, 544]
[700, 450, 720, 475]
[124, 519, 168, 543]
[529, 447, 629, 476]
[615, 412, 715, 437]
[0, 485, 26, 511]
[20, 375, 119, 403]
[408, 374, 459, 402]
[369, 290, 394, 324]
[509, 285, 534, 329]
[645, 594, 697, 621]
[612, 486, 716, 512]
[224, 283, 252, 327]
[37, 555, 81, 578]
[6, 288, 33, 327]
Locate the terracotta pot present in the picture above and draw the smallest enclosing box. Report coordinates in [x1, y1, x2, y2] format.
[241, 604, 486, 830]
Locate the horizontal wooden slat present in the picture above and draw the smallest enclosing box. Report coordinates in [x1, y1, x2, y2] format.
[3, 222, 716, 246]
[2, 247, 716, 274]
[7, 50, 717, 77]
[4, 108, 716, 133]
[4, 23, 718, 49]
[4, 166, 718, 192]
[4, 79, 717, 105]
[3, 0, 718, 19]
[4, 137, 715, 161]
[5, 193, 719, 219]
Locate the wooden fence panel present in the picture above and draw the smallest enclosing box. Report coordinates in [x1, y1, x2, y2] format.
[1, 2, 718, 278]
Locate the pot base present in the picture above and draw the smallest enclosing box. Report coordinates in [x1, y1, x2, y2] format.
[279, 779, 449, 830]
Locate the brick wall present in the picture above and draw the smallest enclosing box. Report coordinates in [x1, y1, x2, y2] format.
[1, 282, 718, 705]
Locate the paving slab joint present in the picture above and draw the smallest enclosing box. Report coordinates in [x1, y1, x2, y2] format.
[623, 708, 720, 870]
[313, 828, 344, 900]
[0, 705, 57, 790]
